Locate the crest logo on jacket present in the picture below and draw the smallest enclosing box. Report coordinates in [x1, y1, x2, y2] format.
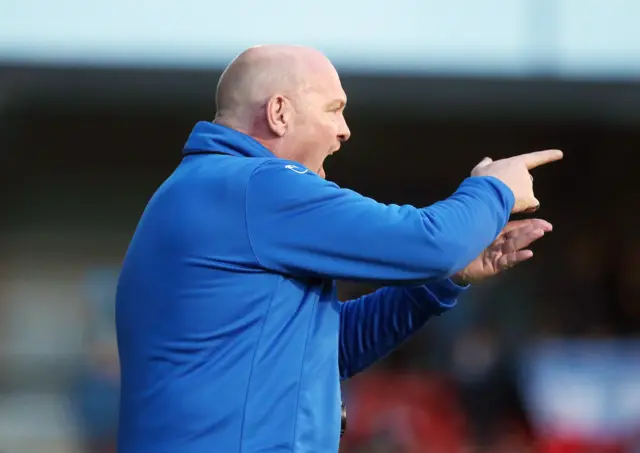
[285, 164, 308, 174]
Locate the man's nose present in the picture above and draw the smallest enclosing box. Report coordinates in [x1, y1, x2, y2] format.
[338, 121, 351, 143]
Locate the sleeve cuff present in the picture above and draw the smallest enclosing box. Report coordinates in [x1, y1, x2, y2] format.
[405, 279, 470, 316]
[480, 175, 516, 214]
[442, 277, 471, 293]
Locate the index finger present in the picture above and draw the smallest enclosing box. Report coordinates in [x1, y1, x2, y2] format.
[502, 218, 553, 234]
[516, 149, 564, 170]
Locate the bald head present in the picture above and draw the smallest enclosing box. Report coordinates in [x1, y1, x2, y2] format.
[214, 45, 350, 179]
[215, 45, 335, 126]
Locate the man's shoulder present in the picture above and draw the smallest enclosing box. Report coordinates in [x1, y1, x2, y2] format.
[177, 154, 272, 183]
[205, 156, 310, 191]
[175, 155, 333, 199]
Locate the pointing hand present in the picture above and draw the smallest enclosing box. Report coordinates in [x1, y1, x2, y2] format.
[471, 149, 563, 213]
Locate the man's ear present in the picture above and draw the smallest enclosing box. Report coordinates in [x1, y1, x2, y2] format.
[265, 95, 290, 137]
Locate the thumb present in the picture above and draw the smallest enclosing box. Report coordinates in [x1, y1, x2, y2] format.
[476, 157, 493, 168]
[472, 157, 493, 175]
[524, 196, 541, 213]
[514, 196, 541, 214]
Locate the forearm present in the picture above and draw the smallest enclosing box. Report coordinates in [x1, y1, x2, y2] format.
[338, 279, 468, 379]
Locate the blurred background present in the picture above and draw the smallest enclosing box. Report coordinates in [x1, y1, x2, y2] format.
[1, 1, 640, 452]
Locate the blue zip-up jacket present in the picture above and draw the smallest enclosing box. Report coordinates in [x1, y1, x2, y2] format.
[115, 121, 515, 453]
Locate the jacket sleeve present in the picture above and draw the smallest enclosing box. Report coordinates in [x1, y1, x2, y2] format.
[245, 160, 514, 283]
[338, 280, 467, 379]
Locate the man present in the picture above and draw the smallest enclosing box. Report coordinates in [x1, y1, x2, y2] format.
[115, 45, 562, 453]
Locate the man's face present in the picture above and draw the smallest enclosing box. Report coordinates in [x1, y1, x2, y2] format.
[287, 66, 350, 178]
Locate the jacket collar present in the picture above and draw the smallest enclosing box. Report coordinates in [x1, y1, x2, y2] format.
[182, 121, 275, 158]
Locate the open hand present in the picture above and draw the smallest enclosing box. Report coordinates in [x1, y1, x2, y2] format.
[452, 218, 552, 285]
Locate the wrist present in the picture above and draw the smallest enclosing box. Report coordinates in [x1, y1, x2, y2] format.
[450, 272, 470, 286]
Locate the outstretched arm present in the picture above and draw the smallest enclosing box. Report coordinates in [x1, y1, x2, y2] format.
[245, 160, 514, 283]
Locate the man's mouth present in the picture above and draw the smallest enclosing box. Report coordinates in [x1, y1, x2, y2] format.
[318, 147, 340, 178]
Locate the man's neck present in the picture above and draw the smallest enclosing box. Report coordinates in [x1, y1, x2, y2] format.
[214, 116, 282, 159]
